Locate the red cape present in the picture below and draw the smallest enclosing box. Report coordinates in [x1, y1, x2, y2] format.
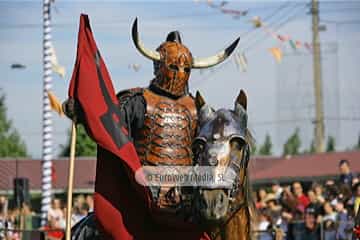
[68, 14, 210, 240]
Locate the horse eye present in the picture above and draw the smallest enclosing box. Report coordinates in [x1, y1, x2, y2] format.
[192, 138, 207, 152]
[169, 64, 179, 71]
[230, 137, 245, 150]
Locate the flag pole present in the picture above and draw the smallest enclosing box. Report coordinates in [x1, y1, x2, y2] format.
[65, 122, 77, 240]
[41, 0, 53, 226]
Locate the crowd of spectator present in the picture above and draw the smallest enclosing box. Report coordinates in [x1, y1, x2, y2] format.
[0, 194, 93, 240]
[253, 159, 359, 240]
[0, 159, 359, 240]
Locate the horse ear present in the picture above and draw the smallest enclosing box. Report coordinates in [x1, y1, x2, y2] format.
[235, 89, 247, 111]
[195, 91, 206, 110]
[234, 90, 248, 127]
[196, 91, 215, 124]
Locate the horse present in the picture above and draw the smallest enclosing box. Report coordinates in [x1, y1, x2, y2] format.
[192, 89, 255, 240]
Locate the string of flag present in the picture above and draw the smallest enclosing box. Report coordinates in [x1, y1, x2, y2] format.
[47, 91, 64, 116]
[198, 0, 313, 67]
[47, 1, 313, 89]
[49, 43, 66, 78]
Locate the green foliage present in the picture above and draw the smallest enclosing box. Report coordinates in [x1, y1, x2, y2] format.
[60, 124, 97, 157]
[259, 134, 272, 155]
[310, 140, 316, 153]
[283, 128, 301, 156]
[303, 140, 316, 154]
[356, 135, 360, 150]
[250, 144, 257, 155]
[326, 136, 336, 152]
[0, 92, 28, 157]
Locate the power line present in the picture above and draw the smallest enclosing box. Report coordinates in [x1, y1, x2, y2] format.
[255, 117, 360, 126]
[186, 3, 308, 82]
[196, 3, 308, 80]
[243, 2, 309, 53]
[320, 7, 360, 12]
[239, 2, 295, 45]
[320, 19, 360, 25]
[18, 116, 360, 135]
[0, 3, 296, 31]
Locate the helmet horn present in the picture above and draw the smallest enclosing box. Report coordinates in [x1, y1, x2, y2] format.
[132, 18, 240, 68]
[192, 37, 240, 69]
[131, 18, 161, 61]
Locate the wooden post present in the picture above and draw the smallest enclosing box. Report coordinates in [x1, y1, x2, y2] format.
[65, 123, 77, 240]
[311, 0, 325, 152]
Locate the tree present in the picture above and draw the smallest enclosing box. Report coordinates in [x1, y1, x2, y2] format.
[60, 124, 97, 157]
[250, 144, 257, 155]
[326, 136, 335, 152]
[304, 139, 316, 154]
[356, 134, 360, 150]
[0, 91, 28, 157]
[258, 134, 272, 155]
[283, 128, 301, 156]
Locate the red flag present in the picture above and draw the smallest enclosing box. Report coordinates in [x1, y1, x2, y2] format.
[68, 15, 141, 175]
[68, 14, 149, 239]
[68, 14, 209, 240]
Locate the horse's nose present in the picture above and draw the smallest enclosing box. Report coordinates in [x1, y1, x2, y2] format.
[218, 191, 226, 204]
[213, 191, 228, 219]
[208, 149, 219, 166]
[200, 190, 229, 221]
[208, 157, 218, 166]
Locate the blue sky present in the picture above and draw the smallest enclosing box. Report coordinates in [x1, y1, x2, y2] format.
[1, 1, 360, 158]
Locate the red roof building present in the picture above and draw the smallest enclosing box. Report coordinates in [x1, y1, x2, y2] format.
[250, 150, 360, 184]
[0, 151, 359, 193]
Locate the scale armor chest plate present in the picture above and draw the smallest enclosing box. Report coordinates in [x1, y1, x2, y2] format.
[134, 89, 197, 166]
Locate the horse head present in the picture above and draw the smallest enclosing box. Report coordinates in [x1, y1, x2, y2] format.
[192, 90, 253, 226]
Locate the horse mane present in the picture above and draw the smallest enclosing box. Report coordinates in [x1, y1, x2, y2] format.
[245, 128, 255, 151]
[243, 128, 257, 239]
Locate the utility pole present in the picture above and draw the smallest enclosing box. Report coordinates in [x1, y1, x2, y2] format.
[311, 0, 325, 153]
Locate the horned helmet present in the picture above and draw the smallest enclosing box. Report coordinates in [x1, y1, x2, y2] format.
[132, 18, 240, 97]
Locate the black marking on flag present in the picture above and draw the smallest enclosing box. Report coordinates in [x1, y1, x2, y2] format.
[95, 50, 129, 148]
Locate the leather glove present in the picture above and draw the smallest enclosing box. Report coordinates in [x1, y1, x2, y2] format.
[62, 98, 81, 123]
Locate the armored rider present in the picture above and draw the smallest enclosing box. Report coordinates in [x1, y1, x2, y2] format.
[63, 18, 239, 226]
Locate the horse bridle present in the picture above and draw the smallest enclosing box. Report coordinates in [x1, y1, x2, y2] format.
[228, 137, 250, 199]
[192, 134, 250, 200]
[209, 145, 251, 240]
[192, 135, 251, 239]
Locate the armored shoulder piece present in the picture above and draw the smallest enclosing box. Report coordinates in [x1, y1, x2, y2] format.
[116, 87, 144, 106]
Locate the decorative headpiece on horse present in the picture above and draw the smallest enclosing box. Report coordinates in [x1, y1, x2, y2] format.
[132, 18, 240, 97]
[193, 90, 252, 226]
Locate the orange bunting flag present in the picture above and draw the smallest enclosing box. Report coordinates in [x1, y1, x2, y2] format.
[269, 47, 282, 63]
[295, 40, 302, 49]
[47, 91, 64, 116]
